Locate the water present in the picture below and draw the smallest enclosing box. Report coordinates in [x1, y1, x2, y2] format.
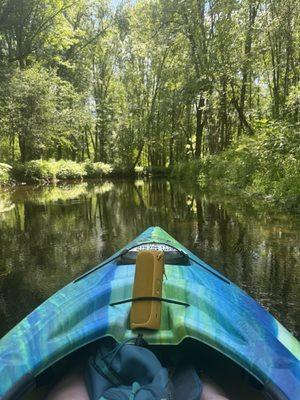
[0, 179, 299, 339]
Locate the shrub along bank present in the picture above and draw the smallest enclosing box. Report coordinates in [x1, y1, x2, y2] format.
[0, 160, 169, 185]
[171, 125, 300, 211]
[1, 160, 113, 184]
[0, 163, 12, 185]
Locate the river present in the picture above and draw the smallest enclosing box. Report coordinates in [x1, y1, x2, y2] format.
[0, 179, 299, 338]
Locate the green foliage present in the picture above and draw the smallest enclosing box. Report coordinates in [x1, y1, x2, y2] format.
[134, 166, 144, 175]
[54, 160, 86, 181]
[171, 160, 201, 180]
[0, 163, 12, 185]
[12, 160, 88, 182]
[6, 67, 58, 162]
[10, 159, 86, 184]
[84, 162, 113, 178]
[23, 160, 56, 183]
[10, 164, 25, 182]
[199, 142, 258, 189]
[141, 166, 170, 177]
[3, 65, 91, 163]
[271, 157, 300, 207]
[0, 0, 299, 211]
[198, 123, 300, 210]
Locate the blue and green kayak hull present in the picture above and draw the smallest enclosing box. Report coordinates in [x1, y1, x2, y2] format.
[0, 227, 299, 399]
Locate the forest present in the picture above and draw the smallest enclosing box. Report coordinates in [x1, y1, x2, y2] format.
[0, 0, 299, 209]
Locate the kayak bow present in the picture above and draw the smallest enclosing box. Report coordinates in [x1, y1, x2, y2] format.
[0, 227, 299, 399]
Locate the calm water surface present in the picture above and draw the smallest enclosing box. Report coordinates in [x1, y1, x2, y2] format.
[0, 179, 299, 338]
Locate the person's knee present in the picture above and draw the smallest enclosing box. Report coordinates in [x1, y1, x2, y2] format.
[201, 378, 230, 400]
[45, 370, 89, 400]
[201, 393, 229, 400]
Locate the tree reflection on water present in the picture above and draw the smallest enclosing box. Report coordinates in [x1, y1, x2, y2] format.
[0, 180, 299, 338]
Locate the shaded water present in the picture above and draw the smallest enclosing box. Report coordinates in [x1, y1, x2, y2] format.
[0, 179, 299, 338]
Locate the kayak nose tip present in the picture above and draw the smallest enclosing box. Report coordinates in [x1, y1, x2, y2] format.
[140, 226, 172, 240]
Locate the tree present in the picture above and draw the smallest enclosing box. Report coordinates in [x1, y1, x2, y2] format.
[0, 0, 299, 171]
[5, 66, 90, 162]
[0, 0, 75, 68]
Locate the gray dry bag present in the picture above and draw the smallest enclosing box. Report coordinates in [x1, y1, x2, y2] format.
[85, 340, 202, 400]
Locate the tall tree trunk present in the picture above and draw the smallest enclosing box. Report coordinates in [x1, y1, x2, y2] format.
[132, 143, 144, 171]
[238, 1, 258, 137]
[98, 128, 105, 162]
[220, 76, 229, 149]
[231, 96, 255, 136]
[269, 34, 281, 119]
[10, 131, 15, 163]
[18, 134, 26, 163]
[169, 94, 176, 168]
[169, 136, 174, 168]
[131, 49, 169, 171]
[94, 126, 99, 162]
[85, 128, 91, 160]
[57, 145, 62, 160]
[195, 97, 205, 159]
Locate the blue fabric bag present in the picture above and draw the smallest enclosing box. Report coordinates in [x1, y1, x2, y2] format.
[85, 340, 202, 400]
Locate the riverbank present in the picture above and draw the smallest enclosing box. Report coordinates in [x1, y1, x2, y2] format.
[1, 127, 299, 212]
[171, 157, 300, 212]
[0, 160, 170, 186]
[172, 130, 300, 212]
[0, 160, 129, 185]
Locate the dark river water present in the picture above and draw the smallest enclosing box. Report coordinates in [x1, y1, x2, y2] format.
[0, 179, 299, 339]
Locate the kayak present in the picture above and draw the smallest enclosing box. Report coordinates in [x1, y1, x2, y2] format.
[0, 227, 299, 399]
